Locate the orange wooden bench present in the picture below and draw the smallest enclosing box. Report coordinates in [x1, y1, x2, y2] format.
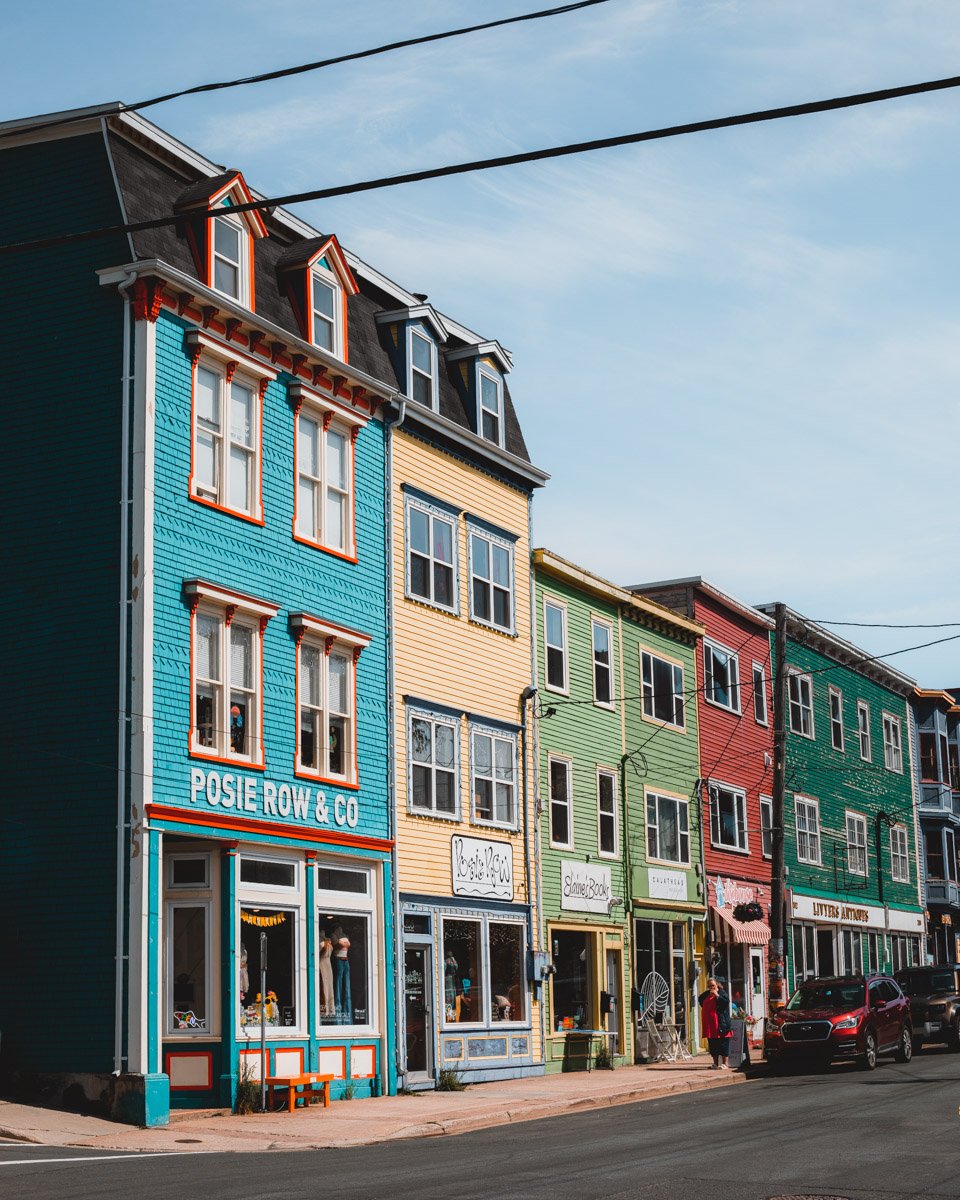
[265, 1072, 334, 1113]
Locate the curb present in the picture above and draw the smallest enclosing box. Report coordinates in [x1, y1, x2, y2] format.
[0, 1127, 42, 1145]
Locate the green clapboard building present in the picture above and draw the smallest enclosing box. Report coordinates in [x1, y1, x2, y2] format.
[757, 607, 925, 990]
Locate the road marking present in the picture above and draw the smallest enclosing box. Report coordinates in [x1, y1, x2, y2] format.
[0, 1152, 191, 1166]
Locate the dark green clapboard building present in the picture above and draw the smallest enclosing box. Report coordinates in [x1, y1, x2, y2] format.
[757, 607, 924, 990]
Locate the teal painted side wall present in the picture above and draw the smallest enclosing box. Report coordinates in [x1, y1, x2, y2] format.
[0, 133, 130, 1076]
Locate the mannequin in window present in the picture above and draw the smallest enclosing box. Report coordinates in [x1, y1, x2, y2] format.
[318, 928, 335, 1018]
[230, 703, 245, 754]
[444, 951, 458, 1020]
[333, 925, 352, 1022]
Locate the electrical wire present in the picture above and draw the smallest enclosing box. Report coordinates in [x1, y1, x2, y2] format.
[0, 1, 615, 142]
[7, 69, 960, 256]
[812, 619, 960, 629]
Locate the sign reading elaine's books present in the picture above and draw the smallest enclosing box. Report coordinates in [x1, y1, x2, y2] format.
[451, 835, 514, 901]
[561, 860, 612, 914]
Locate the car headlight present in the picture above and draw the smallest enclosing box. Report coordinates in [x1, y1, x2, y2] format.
[833, 1016, 859, 1030]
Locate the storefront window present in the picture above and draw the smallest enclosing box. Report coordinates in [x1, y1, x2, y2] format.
[791, 923, 817, 983]
[488, 922, 525, 1022]
[443, 919, 483, 1023]
[240, 908, 297, 1029]
[169, 903, 209, 1032]
[634, 919, 674, 1021]
[552, 929, 593, 1031]
[318, 912, 369, 1027]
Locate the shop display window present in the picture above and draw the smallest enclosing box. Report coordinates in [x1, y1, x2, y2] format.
[169, 903, 210, 1033]
[318, 912, 370, 1027]
[443, 919, 483, 1024]
[634, 919, 678, 1024]
[489, 922, 525, 1023]
[551, 929, 594, 1031]
[239, 908, 297, 1029]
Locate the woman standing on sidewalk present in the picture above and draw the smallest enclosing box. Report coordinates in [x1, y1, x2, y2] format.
[698, 977, 731, 1069]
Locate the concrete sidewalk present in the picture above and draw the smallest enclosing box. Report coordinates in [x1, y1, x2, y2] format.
[0, 1060, 750, 1154]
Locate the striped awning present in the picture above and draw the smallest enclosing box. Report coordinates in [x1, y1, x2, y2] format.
[714, 905, 770, 945]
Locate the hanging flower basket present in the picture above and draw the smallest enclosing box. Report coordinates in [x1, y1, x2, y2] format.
[733, 901, 764, 923]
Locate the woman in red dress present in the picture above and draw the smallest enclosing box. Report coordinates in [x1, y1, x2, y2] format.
[699, 977, 731, 1069]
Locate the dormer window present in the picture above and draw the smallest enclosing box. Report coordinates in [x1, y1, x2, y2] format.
[479, 368, 503, 446]
[212, 212, 246, 301]
[311, 266, 341, 354]
[277, 235, 357, 361]
[175, 171, 267, 312]
[409, 328, 436, 408]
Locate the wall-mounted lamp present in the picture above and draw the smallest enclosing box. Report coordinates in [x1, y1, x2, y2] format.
[607, 896, 625, 913]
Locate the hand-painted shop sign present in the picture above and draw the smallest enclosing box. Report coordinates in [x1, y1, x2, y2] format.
[712, 876, 766, 909]
[189, 767, 360, 829]
[561, 860, 612, 913]
[648, 868, 688, 903]
[451, 835, 514, 900]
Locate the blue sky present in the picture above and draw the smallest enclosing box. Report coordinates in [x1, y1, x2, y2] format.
[5, 0, 960, 683]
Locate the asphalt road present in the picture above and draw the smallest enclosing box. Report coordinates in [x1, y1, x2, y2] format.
[3, 1048, 959, 1200]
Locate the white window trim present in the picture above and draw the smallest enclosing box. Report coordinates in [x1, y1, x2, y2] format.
[857, 700, 872, 762]
[236, 906, 304, 1040]
[645, 788, 691, 868]
[543, 598, 569, 695]
[407, 325, 438, 410]
[187, 581, 279, 767]
[890, 824, 910, 883]
[795, 795, 822, 866]
[314, 860, 380, 1037]
[165, 897, 214, 1038]
[845, 810, 868, 877]
[470, 722, 519, 832]
[752, 662, 768, 726]
[883, 711, 904, 773]
[591, 617, 616, 710]
[467, 523, 516, 635]
[597, 767, 619, 859]
[477, 364, 505, 448]
[211, 210, 249, 305]
[760, 795, 773, 860]
[708, 780, 749, 854]
[548, 754, 574, 850]
[407, 705, 461, 821]
[703, 639, 741, 715]
[310, 261, 343, 358]
[168, 853, 211, 890]
[829, 687, 845, 753]
[292, 388, 361, 558]
[293, 623, 363, 787]
[440, 913, 529, 1031]
[404, 494, 460, 615]
[787, 670, 815, 740]
[639, 647, 686, 731]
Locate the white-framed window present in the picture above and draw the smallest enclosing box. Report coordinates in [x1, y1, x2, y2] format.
[168, 854, 211, 890]
[883, 712, 903, 772]
[192, 359, 264, 520]
[544, 600, 568, 693]
[788, 670, 814, 738]
[471, 724, 517, 829]
[408, 708, 459, 818]
[238, 853, 302, 1036]
[752, 662, 768, 725]
[890, 824, 910, 883]
[760, 795, 773, 859]
[295, 402, 355, 556]
[704, 641, 740, 713]
[409, 327, 436, 409]
[478, 367, 503, 446]
[188, 582, 278, 766]
[592, 620, 614, 707]
[795, 796, 821, 865]
[316, 861, 379, 1033]
[597, 768, 618, 857]
[310, 265, 342, 355]
[295, 625, 364, 786]
[442, 914, 527, 1027]
[165, 851, 214, 1037]
[640, 649, 685, 729]
[468, 525, 514, 633]
[845, 811, 868, 877]
[709, 782, 748, 852]
[212, 211, 248, 302]
[406, 495, 458, 612]
[857, 701, 872, 761]
[549, 756, 573, 849]
[646, 791, 690, 866]
[829, 687, 844, 752]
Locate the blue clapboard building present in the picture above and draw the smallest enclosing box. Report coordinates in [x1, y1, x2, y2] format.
[0, 104, 405, 1124]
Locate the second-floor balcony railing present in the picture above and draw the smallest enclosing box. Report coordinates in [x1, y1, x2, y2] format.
[924, 877, 960, 908]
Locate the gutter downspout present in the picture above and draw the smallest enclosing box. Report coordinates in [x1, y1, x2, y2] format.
[114, 268, 137, 1074]
[526, 492, 546, 1061]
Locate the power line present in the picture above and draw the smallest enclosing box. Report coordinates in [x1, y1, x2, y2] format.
[0, 1, 614, 142]
[7, 69, 960, 256]
[813, 619, 960, 629]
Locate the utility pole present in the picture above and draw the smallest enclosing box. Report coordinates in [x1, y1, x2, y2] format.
[769, 602, 788, 1011]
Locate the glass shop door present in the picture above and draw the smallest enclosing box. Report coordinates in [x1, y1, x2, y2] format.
[404, 943, 433, 1083]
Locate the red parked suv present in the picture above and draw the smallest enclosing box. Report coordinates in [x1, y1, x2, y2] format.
[764, 974, 913, 1071]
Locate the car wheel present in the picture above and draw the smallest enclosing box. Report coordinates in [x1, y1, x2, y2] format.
[896, 1027, 913, 1063]
[859, 1028, 878, 1070]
